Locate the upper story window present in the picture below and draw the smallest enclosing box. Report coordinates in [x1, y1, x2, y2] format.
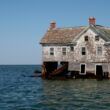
[97, 46, 102, 55]
[50, 48, 54, 55]
[85, 36, 88, 41]
[62, 47, 66, 55]
[70, 46, 74, 51]
[81, 47, 86, 55]
[95, 35, 99, 41]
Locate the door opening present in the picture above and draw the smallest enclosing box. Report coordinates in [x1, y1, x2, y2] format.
[80, 64, 86, 74]
[96, 65, 103, 80]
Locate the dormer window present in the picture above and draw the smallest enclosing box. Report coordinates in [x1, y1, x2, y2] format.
[95, 35, 99, 41]
[85, 36, 88, 41]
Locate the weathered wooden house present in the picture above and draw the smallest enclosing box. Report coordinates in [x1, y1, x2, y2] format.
[40, 17, 110, 79]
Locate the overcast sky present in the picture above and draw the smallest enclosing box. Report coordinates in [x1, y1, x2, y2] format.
[0, 0, 110, 64]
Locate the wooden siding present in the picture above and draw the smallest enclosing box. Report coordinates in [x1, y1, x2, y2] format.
[42, 46, 70, 62]
[42, 28, 110, 77]
[68, 29, 106, 62]
[42, 29, 107, 62]
[68, 62, 109, 74]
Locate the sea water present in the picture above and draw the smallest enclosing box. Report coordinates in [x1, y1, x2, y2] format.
[0, 65, 110, 110]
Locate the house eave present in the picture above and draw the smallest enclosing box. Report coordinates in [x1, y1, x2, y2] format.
[40, 42, 77, 46]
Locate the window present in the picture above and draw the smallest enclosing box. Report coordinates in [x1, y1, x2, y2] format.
[95, 35, 99, 41]
[82, 47, 86, 55]
[62, 47, 66, 55]
[85, 36, 88, 41]
[70, 46, 74, 51]
[50, 48, 54, 55]
[97, 46, 102, 55]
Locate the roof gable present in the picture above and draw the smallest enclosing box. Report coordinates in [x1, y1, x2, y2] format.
[72, 25, 110, 43]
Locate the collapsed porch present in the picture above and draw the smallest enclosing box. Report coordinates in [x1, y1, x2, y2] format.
[42, 61, 69, 79]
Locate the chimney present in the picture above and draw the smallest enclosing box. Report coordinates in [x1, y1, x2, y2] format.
[89, 17, 96, 25]
[50, 21, 56, 29]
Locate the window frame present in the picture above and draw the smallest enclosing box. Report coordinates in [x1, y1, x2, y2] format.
[62, 47, 66, 55]
[85, 36, 88, 41]
[95, 35, 99, 41]
[70, 46, 74, 51]
[81, 47, 86, 55]
[50, 47, 54, 56]
[97, 46, 102, 56]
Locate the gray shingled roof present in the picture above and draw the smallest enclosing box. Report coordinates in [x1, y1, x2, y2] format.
[40, 27, 86, 44]
[95, 25, 110, 41]
[40, 25, 110, 44]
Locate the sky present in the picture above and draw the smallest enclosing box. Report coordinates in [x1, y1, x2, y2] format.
[0, 0, 110, 65]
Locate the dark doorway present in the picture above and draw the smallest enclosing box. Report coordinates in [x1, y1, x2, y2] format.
[96, 65, 103, 80]
[81, 64, 85, 74]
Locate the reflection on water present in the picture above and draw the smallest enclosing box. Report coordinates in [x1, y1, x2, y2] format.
[0, 65, 110, 110]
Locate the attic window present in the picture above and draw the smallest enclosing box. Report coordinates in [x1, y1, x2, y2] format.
[85, 36, 88, 41]
[95, 35, 99, 41]
[62, 47, 66, 55]
[50, 48, 54, 55]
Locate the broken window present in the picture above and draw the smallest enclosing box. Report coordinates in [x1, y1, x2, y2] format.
[82, 47, 86, 55]
[70, 46, 74, 51]
[50, 48, 54, 55]
[62, 47, 66, 55]
[97, 46, 102, 55]
[85, 36, 88, 41]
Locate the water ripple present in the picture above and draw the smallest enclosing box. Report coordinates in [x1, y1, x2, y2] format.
[0, 66, 110, 110]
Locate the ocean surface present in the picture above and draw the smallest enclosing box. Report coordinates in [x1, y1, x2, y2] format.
[0, 65, 110, 110]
